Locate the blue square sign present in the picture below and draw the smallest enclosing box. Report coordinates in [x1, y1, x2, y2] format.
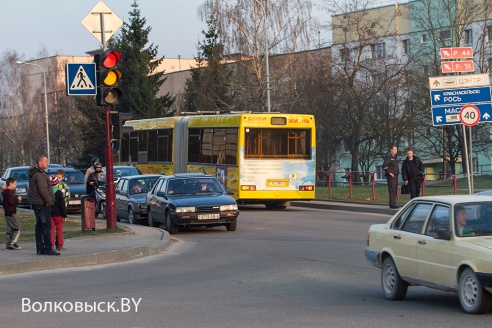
[65, 63, 96, 95]
[430, 87, 492, 107]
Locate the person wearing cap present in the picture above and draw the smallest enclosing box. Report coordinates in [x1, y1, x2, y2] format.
[86, 162, 104, 195]
[84, 157, 104, 185]
[29, 155, 59, 256]
[50, 175, 67, 251]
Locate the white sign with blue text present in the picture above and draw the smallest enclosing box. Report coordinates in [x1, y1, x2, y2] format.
[430, 86, 492, 107]
[431, 103, 492, 126]
[66, 63, 96, 95]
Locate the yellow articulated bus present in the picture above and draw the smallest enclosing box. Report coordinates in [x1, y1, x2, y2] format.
[119, 113, 316, 209]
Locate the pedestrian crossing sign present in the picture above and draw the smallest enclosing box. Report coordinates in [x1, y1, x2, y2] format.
[65, 63, 97, 95]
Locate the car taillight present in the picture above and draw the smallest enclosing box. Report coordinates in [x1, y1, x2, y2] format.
[240, 185, 256, 191]
[299, 185, 314, 191]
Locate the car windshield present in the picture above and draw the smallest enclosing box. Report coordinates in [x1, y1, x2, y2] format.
[64, 171, 85, 184]
[10, 169, 29, 181]
[167, 178, 223, 195]
[111, 167, 140, 178]
[454, 203, 492, 237]
[129, 177, 159, 195]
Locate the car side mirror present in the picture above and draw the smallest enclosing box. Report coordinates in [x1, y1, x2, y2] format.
[156, 191, 165, 197]
[225, 187, 234, 195]
[119, 190, 128, 196]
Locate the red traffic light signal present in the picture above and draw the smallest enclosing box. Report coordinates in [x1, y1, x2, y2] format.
[94, 51, 123, 106]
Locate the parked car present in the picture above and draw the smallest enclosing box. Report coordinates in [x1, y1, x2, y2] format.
[0, 164, 66, 207]
[45, 167, 87, 211]
[146, 173, 239, 234]
[365, 195, 492, 314]
[104, 166, 142, 179]
[1, 166, 30, 207]
[115, 174, 161, 224]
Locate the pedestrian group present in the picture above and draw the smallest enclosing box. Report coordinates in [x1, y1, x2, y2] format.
[383, 146, 425, 209]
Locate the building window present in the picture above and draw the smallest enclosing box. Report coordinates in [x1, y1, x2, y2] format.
[440, 29, 451, 41]
[339, 47, 350, 63]
[488, 26, 492, 42]
[371, 42, 386, 58]
[421, 34, 427, 43]
[402, 39, 410, 54]
[372, 73, 385, 89]
[464, 29, 473, 45]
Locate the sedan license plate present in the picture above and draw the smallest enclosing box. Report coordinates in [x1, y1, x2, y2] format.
[69, 200, 81, 205]
[198, 213, 220, 220]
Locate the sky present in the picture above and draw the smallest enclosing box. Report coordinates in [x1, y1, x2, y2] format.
[0, 0, 399, 61]
[0, 0, 207, 60]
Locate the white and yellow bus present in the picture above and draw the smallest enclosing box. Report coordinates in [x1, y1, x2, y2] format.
[120, 113, 315, 209]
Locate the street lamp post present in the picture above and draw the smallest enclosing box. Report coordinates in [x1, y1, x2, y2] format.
[255, 0, 271, 112]
[17, 61, 50, 162]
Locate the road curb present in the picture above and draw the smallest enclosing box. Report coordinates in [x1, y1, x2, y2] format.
[0, 227, 171, 276]
[291, 201, 398, 215]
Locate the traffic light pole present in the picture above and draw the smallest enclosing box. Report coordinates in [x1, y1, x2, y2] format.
[105, 106, 117, 229]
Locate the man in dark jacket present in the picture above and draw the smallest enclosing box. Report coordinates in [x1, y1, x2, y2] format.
[402, 148, 425, 199]
[383, 145, 399, 209]
[29, 155, 59, 256]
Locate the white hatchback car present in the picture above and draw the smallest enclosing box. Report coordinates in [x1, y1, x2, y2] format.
[365, 195, 492, 314]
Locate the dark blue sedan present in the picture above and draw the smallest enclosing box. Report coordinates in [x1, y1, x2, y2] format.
[146, 173, 239, 234]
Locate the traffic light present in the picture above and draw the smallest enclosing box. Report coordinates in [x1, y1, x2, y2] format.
[111, 112, 134, 139]
[94, 51, 123, 106]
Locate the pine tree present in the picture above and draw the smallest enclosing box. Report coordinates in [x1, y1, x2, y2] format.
[183, 16, 233, 112]
[108, 0, 174, 119]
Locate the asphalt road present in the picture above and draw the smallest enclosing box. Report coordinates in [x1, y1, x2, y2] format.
[1, 205, 490, 327]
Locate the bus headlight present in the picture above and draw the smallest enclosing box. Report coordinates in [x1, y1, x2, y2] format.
[220, 204, 238, 211]
[176, 207, 196, 213]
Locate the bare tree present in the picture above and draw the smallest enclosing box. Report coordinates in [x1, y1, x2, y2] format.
[0, 50, 39, 168]
[323, 0, 414, 182]
[199, 0, 318, 111]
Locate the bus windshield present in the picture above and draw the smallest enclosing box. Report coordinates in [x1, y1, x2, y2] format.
[245, 128, 311, 159]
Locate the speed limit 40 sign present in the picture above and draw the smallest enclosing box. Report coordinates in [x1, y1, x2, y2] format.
[459, 104, 480, 126]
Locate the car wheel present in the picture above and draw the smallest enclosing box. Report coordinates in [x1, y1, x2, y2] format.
[381, 257, 408, 300]
[148, 208, 159, 228]
[128, 208, 135, 224]
[459, 268, 492, 314]
[226, 219, 237, 231]
[165, 212, 178, 234]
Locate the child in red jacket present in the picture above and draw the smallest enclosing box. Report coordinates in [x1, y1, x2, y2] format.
[2, 178, 22, 250]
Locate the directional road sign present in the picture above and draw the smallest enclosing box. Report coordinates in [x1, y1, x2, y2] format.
[66, 63, 97, 95]
[460, 105, 481, 126]
[430, 86, 492, 107]
[441, 60, 474, 73]
[431, 103, 492, 126]
[439, 47, 473, 59]
[429, 73, 490, 90]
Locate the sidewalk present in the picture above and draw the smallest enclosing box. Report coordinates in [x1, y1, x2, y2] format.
[0, 200, 394, 276]
[0, 222, 171, 276]
[291, 199, 399, 215]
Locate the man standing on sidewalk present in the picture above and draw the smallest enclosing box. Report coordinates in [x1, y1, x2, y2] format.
[383, 145, 399, 209]
[402, 148, 425, 199]
[29, 155, 60, 256]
